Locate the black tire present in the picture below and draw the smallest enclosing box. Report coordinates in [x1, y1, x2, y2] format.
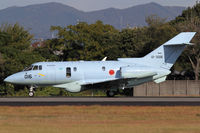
[29, 91, 34, 97]
[106, 91, 115, 97]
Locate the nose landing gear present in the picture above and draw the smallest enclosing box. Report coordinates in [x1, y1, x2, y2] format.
[29, 86, 35, 97]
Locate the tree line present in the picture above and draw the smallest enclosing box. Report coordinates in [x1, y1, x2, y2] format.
[0, 3, 200, 96]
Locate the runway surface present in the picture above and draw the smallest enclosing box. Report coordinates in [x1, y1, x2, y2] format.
[1, 97, 200, 106]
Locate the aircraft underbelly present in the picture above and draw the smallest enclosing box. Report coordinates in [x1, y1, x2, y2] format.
[126, 77, 154, 87]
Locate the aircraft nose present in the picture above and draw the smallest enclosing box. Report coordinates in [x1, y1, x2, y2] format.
[4, 75, 16, 83]
[4, 72, 27, 84]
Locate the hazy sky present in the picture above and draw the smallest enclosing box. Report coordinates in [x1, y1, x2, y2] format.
[0, 0, 197, 11]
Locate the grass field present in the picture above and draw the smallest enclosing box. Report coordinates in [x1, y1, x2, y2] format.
[0, 106, 200, 133]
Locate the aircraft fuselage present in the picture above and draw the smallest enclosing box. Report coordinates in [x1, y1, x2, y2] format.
[5, 61, 169, 93]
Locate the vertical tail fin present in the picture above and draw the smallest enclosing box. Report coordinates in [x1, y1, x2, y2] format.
[144, 32, 196, 69]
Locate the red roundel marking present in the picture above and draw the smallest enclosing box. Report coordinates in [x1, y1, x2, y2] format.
[109, 70, 115, 75]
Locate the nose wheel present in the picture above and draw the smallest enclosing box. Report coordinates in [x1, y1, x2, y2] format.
[29, 86, 35, 97]
[29, 91, 34, 97]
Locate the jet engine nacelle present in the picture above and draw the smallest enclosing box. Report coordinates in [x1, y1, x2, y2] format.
[120, 66, 157, 79]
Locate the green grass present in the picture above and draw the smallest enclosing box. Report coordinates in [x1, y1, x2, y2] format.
[0, 106, 200, 133]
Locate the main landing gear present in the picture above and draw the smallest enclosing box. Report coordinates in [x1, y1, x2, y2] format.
[106, 88, 134, 97]
[106, 90, 116, 97]
[29, 86, 35, 97]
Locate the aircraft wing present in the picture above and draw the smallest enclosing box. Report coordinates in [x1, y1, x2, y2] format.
[81, 78, 127, 90]
[81, 76, 154, 90]
[81, 70, 157, 89]
[81, 78, 119, 85]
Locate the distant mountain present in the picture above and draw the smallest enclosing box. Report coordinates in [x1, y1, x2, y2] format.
[0, 2, 185, 39]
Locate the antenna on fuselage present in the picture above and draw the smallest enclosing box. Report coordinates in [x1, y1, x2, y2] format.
[102, 57, 107, 61]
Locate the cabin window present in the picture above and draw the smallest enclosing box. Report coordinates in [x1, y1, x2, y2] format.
[39, 65, 42, 70]
[66, 67, 71, 78]
[102, 66, 106, 71]
[33, 65, 38, 70]
[73, 67, 77, 72]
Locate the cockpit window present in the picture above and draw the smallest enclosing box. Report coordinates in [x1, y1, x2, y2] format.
[23, 65, 42, 71]
[33, 65, 38, 70]
[24, 65, 33, 71]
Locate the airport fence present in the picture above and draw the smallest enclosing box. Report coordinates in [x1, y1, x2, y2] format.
[134, 80, 200, 96]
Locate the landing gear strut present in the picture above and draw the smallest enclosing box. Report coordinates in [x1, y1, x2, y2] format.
[29, 86, 35, 97]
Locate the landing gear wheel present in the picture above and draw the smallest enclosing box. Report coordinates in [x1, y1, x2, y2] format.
[29, 86, 35, 97]
[29, 91, 34, 97]
[106, 91, 115, 97]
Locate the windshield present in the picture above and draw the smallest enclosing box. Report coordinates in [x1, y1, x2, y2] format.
[23, 65, 42, 71]
[23, 65, 33, 71]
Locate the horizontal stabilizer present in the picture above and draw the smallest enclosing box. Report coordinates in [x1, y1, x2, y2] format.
[164, 43, 194, 46]
[164, 32, 196, 45]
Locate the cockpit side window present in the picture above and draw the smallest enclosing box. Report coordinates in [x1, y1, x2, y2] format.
[39, 65, 42, 70]
[33, 65, 38, 70]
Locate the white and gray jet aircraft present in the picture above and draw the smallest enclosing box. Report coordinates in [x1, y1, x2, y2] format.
[4, 32, 196, 97]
